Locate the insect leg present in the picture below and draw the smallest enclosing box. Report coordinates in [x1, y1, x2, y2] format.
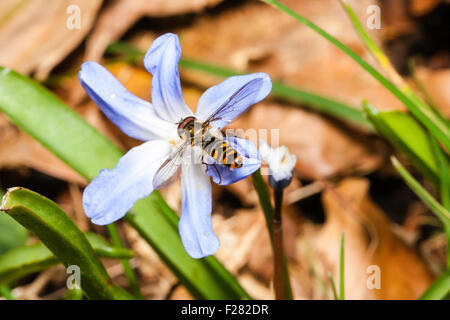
[201, 158, 222, 184]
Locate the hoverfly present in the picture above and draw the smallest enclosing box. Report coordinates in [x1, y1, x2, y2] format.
[152, 78, 263, 189]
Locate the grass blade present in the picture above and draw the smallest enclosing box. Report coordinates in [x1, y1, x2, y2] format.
[430, 138, 450, 268]
[0, 210, 28, 255]
[341, 0, 450, 132]
[328, 272, 339, 300]
[420, 269, 450, 300]
[106, 224, 143, 299]
[340, 0, 406, 89]
[391, 157, 450, 226]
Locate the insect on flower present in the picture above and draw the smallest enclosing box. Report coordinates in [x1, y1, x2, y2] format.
[78, 33, 272, 258]
[154, 78, 263, 188]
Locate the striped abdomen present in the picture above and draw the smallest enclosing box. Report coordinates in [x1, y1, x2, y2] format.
[203, 132, 243, 169]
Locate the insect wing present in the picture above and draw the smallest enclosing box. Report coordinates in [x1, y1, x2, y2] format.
[152, 142, 187, 190]
[204, 78, 263, 128]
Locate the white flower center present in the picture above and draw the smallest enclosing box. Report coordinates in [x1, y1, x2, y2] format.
[263, 145, 296, 182]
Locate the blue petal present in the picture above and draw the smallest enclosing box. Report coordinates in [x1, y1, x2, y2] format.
[206, 137, 261, 185]
[179, 164, 219, 259]
[79, 62, 174, 141]
[195, 73, 272, 129]
[144, 33, 193, 122]
[83, 140, 172, 225]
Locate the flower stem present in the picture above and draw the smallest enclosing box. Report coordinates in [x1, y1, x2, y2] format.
[273, 188, 287, 299]
[106, 223, 143, 299]
[251, 170, 293, 299]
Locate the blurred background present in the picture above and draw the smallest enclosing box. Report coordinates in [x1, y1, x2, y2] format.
[0, 0, 449, 299]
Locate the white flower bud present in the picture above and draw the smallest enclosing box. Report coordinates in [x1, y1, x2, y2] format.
[259, 140, 296, 189]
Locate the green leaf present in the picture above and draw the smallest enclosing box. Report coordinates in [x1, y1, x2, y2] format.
[0, 187, 118, 299]
[391, 156, 450, 288]
[84, 232, 135, 260]
[0, 188, 28, 254]
[106, 223, 142, 299]
[364, 103, 439, 186]
[64, 287, 84, 300]
[0, 210, 28, 255]
[0, 67, 249, 299]
[420, 269, 450, 300]
[260, 0, 450, 151]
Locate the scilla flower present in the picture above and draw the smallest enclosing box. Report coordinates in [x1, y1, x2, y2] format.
[259, 140, 296, 190]
[79, 33, 271, 258]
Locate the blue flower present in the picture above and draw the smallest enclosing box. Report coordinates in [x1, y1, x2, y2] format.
[78, 33, 272, 258]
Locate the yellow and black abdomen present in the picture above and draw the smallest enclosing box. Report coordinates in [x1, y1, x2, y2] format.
[203, 133, 242, 169]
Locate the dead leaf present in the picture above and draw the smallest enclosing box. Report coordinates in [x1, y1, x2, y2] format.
[382, 0, 416, 39]
[0, 0, 102, 80]
[410, 0, 442, 16]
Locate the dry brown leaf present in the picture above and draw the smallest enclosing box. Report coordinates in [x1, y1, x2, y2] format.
[0, 0, 102, 80]
[410, 0, 442, 16]
[382, 0, 416, 39]
[311, 178, 433, 299]
[84, 0, 223, 63]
